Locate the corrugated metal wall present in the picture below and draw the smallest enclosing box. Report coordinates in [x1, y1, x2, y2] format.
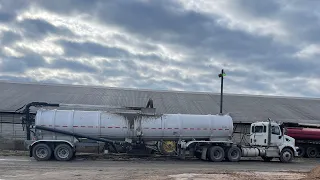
[1, 81, 320, 125]
[0, 113, 26, 150]
[232, 123, 251, 145]
[0, 124, 26, 140]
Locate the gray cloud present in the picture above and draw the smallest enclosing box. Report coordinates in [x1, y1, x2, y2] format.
[235, 0, 282, 17]
[18, 19, 75, 39]
[49, 59, 99, 73]
[0, 75, 41, 83]
[0, 51, 46, 73]
[281, 11, 320, 43]
[0, 0, 30, 22]
[0, 12, 16, 22]
[0, 0, 319, 98]
[62, 0, 309, 80]
[0, 48, 100, 74]
[58, 40, 130, 58]
[32, 0, 99, 15]
[0, 30, 21, 45]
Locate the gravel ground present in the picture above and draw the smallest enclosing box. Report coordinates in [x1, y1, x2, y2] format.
[0, 155, 319, 180]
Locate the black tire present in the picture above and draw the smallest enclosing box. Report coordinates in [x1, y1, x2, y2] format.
[194, 151, 202, 159]
[306, 147, 318, 158]
[32, 143, 52, 161]
[297, 146, 305, 157]
[54, 144, 74, 161]
[226, 146, 241, 162]
[280, 148, 293, 163]
[208, 146, 225, 162]
[262, 157, 273, 162]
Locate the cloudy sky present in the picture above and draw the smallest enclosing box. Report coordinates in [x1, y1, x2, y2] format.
[0, 0, 319, 97]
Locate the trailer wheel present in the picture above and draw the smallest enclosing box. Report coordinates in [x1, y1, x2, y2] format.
[306, 147, 318, 158]
[32, 143, 52, 161]
[226, 146, 241, 162]
[280, 148, 293, 163]
[54, 144, 74, 161]
[208, 146, 225, 162]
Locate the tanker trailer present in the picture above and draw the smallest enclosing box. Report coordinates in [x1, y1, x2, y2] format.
[282, 122, 320, 158]
[23, 104, 298, 163]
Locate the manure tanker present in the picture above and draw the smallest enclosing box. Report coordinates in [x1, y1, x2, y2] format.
[22, 102, 298, 163]
[282, 122, 320, 158]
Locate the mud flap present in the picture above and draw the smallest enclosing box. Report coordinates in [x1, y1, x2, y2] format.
[201, 147, 208, 160]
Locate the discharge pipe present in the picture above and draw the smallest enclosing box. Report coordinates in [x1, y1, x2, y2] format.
[19, 102, 60, 140]
[35, 125, 117, 143]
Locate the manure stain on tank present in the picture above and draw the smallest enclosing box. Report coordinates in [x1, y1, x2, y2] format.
[113, 112, 163, 129]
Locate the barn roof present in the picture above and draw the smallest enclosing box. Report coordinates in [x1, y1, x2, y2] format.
[1, 80, 320, 124]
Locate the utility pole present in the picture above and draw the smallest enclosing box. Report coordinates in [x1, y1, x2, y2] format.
[218, 69, 226, 114]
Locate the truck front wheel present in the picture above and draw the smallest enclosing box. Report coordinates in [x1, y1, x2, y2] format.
[280, 148, 293, 163]
[54, 144, 74, 161]
[32, 143, 52, 161]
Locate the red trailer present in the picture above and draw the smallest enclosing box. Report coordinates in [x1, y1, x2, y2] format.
[282, 122, 320, 158]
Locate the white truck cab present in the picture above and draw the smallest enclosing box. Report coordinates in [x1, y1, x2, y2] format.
[249, 120, 298, 162]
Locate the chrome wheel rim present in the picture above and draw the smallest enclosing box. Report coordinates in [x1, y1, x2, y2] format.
[36, 147, 48, 159]
[282, 151, 292, 162]
[231, 150, 240, 159]
[214, 150, 222, 159]
[57, 147, 70, 159]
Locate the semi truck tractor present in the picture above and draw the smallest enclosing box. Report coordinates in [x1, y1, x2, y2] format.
[282, 122, 320, 158]
[22, 102, 298, 163]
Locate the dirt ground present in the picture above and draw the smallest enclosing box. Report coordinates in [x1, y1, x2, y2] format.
[0, 154, 319, 180]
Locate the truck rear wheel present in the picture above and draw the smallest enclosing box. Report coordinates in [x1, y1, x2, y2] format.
[306, 147, 318, 158]
[54, 144, 74, 161]
[32, 143, 52, 161]
[280, 148, 293, 163]
[208, 146, 224, 162]
[226, 146, 241, 162]
[297, 146, 305, 157]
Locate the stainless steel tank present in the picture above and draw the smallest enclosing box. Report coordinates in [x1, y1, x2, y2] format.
[35, 109, 233, 142]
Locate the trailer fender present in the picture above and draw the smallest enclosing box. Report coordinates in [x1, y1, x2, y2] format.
[30, 140, 74, 148]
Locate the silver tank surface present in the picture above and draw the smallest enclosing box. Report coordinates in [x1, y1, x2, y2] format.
[35, 109, 233, 142]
